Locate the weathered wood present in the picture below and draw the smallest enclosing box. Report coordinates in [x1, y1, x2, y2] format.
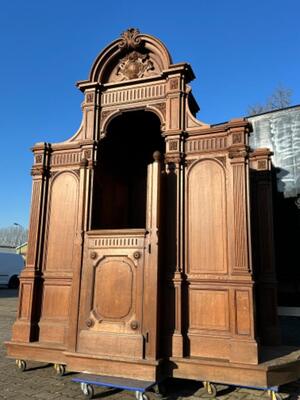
[6, 28, 296, 389]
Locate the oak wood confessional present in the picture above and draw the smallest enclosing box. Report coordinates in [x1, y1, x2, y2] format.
[6, 29, 300, 392]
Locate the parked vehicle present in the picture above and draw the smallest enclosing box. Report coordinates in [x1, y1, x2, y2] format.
[0, 253, 24, 288]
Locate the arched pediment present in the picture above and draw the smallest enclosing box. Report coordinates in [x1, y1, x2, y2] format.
[89, 28, 173, 84]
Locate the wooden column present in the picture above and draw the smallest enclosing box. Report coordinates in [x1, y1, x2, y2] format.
[66, 144, 96, 352]
[228, 125, 258, 364]
[12, 143, 50, 342]
[249, 149, 280, 345]
[165, 135, 185, 358]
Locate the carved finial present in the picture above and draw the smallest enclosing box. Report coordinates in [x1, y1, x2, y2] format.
[119, 28, 142, 50]
[153, 151, 161, 162]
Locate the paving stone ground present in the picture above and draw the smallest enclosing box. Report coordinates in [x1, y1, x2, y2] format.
[1, 288, 300, 399]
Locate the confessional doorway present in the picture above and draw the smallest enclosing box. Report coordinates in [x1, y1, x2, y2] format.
[77, 110, 165, 360]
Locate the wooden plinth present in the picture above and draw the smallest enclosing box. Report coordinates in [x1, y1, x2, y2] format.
[65, 352, 163, 381]
[5, 341, 66, 365]
[170, 346, 300, 389]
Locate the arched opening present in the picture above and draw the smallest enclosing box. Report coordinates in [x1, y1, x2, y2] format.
[92, 110, 165, 229]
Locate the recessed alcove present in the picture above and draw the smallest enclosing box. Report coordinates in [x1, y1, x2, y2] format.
[92, 110, 165, 230]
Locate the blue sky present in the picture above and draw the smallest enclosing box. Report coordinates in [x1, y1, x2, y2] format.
[0, 0, 299, 228]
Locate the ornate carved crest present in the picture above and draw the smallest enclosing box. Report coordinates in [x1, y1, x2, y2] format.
[116, 51, 154, 80]
[119, 28, 142, 50]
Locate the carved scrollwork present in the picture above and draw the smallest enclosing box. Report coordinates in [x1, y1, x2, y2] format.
[232, 133, 243, 144]
[86, 93, 94, 103]
[185, 159, 197, 168]
[84, 149, 92, 160]
[119, 28, 142, 50]
[151, 102, 166, 119]
[169, 140, 178, 151]
[101, 109, 115, 124]
[31, 166, 49, 176]
[216, 156, 226, 166]
[165, 154, 182, 165]
[35, 155, 43, 164]
[257, 160, 268, 170]
[228, 148, 248, 159]
[169, 78, 179, 90]
[116, 51, 154, 81]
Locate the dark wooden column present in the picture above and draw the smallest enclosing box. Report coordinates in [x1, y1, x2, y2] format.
[250, 148, 281, 345]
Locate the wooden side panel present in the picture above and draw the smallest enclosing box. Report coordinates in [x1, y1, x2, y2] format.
[189, 289, 229, 332]
[26, 181, 42, 266]
[39, 284, 71, 343]
[41, 285, 71, 320]
[45, 172, 79, 271]
[19, 284, 32, 319]
[39, 172, 79, 345]
[235, 290, 251, 336]
[187, 160, 228, 274]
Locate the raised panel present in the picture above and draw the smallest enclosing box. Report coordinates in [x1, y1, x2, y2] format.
[235, 290, 251, 335]
[19, 283, 32, 319]
[45, 172, 78, 271]
[78, 331, 143, 358]
[42, 285, 71, 319]
[188, 160, 228, 273]
[189, 289, 229, 331]
[93, 259, 133, 320]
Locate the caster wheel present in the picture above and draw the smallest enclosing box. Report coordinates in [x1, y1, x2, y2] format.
[16, 359, 26, 372]
[135, 392, 149, 400]
[81, 383, 94, 399]
[153, 382, 167, 397]
[203, 381, 217, 398]
[54, 363, 66, 376]
[269, 392, 283, 400]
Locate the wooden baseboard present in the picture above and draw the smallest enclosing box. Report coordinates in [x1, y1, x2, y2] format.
[5, 341, 66, 364]
[64, 351, 163, 381]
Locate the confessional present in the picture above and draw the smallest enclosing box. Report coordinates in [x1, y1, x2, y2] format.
[6, 29, 300, 396]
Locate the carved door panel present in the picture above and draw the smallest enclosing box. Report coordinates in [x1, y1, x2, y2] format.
[76, 158, 162, 360]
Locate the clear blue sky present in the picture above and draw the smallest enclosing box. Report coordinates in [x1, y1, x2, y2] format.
[0, 0, 299, 228]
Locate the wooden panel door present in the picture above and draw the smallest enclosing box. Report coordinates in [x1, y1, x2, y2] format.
[76, 158, 162, 360]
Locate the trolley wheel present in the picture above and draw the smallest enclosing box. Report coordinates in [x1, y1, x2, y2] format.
[269, 391, 283, 400]
[203, 381, 217, 398]
[53, 363, 66, 376]
[153, 382, 166, 397]
[81, 383, 94, 399]
[16, 359, 26, 372]
[135, 391, 149, 400]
